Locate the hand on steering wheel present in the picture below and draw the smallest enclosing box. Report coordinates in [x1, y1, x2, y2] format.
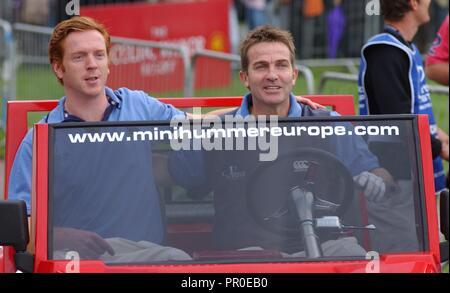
[353, 171, 386, 203]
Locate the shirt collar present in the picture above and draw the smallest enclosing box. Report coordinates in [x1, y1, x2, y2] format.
[58, 87, 121, 122]
[235, 93, 302, 117]
[384, 25, 413, 49]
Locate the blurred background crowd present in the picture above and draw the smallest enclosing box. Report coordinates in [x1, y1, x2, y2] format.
[1, 0, 448, 58]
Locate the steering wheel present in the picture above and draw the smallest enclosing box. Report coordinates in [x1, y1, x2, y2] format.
[246, 148, 354, 236]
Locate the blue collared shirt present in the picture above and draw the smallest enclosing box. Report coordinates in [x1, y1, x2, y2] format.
[8, 87, 185, 214]
[234, 93, 378, 176]
[170, 93, 380, 251]
[8, 87, 185, 244]
[172, 93, 379, 193]
[235, 93, 332, 118]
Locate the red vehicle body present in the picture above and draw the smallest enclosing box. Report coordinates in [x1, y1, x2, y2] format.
[0, 96, 447, 273]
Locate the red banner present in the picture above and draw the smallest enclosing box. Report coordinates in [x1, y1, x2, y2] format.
[81, 0, 231, 94]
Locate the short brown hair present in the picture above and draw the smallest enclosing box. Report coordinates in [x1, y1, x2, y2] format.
[380, 0, 416, 22]
[239, 25, 296, 72]
[48, 16, 111, 83]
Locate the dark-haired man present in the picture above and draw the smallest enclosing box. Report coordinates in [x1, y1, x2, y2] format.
[358, 0, 448, 193]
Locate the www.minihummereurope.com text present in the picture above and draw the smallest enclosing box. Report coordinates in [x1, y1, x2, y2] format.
[66, 116, 400, 161]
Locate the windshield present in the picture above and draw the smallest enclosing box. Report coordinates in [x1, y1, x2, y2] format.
[47, 116, 427, 264]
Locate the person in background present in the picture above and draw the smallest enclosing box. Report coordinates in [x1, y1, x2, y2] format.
[300, 0, 324, 59]
[431, 0, 448, 31]
[242, 0, 269, 30]
[269, 0, 292, 30]
[426, 14, 449, 86]
[358, 0, 448, 193]
[426, 14, 449, 189]
[326, 0, 346, 58]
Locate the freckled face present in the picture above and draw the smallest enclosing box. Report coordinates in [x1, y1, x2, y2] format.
[53, 30, 110, 100]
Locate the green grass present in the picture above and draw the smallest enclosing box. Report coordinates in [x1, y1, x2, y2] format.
[16, 65, 64, 100]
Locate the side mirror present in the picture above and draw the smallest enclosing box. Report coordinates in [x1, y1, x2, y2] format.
[0, 200, 29, 252]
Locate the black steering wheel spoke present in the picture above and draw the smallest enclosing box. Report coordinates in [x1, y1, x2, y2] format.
[247, 148, 354, 237]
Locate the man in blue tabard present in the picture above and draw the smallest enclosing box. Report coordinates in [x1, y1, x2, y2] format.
[358, 0, 448, 193]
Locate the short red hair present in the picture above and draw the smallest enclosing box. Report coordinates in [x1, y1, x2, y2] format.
[48, 16, 111, 84]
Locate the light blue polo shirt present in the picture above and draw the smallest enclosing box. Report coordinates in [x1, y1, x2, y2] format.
[235, 93, 379, 176]
[8, 87, 185, 243]
[235, 93, 339, 118]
